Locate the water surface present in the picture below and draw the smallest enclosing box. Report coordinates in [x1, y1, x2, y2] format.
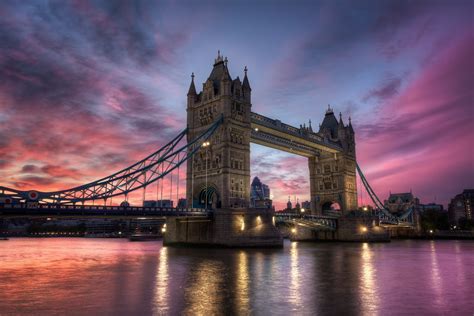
[0, 238, 473, 315]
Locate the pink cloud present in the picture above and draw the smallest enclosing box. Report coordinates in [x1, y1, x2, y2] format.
[356, 30, 473, 206]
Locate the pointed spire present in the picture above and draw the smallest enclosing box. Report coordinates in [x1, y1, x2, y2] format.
[339, 112, 343, 123]
[214, 50, 224, 65]
[348, 116, 354, 133]
[308, 119, 313, 132]
[187, 72, 197, 96]
[326, 104, 333, 114]
[242, 66, 251, 91]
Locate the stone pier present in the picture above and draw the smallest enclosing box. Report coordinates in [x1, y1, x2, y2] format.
[163, 208, 283, 247]
[288, 215, 390, 242]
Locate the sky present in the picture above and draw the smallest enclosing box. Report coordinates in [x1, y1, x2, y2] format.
[0, 0, 472, 210]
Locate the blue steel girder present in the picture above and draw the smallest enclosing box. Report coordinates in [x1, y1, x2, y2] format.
[356, 163, 415, 226]
[0, 116, 223, 204]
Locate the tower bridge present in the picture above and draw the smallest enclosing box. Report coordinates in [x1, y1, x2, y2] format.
[0, 53, 417, 245]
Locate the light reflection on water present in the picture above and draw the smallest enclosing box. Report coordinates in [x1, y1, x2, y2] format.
[359, 242, 378, 314]
[1, 238, 473, 315]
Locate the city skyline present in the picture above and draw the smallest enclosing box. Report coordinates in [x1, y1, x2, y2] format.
[0, 0, 472, 210]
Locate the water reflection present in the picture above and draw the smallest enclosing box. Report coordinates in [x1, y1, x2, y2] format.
[359, 242, 379, 314]
[153, 247, 168, 314]
[235, 251, 250, 314]
[1, 239, 473, 315]
[289, 241, 302, 310]
[429, 241, 446, 309]
[183, 259, 224, 315]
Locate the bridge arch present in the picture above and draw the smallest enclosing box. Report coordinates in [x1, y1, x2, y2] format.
[321, 200, 342, 215]
[196, 184, 221, 209]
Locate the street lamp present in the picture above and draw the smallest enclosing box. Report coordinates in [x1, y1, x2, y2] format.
[202, 141, 210, 210]
[363, 206, 368, 211]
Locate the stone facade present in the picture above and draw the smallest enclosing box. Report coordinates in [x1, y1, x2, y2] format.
[308, 107, 357, 215]
[384, 192, 420, 215]
[186, 54, 357, 215]
[186, 53, 252, 209]
[163, 208, 283, 247]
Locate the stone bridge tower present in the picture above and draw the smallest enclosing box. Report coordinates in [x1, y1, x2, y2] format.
[186, 53, 252, 209]
[308, 107, 358, 215]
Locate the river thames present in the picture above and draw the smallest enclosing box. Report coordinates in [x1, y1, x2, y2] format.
[0, 238, 473, 315]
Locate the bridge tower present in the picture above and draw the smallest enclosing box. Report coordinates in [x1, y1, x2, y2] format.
[186, 53, 252, 209]
[308, 107, 358, 215]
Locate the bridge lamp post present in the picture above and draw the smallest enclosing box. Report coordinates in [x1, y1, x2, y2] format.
[202, 141, 211, 210]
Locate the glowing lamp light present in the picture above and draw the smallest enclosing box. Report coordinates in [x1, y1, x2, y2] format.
[363, 206, 368, 211]
[361, 227, 368, 233]
[301, 208, 305, 213]
[202, 141, 210, 147]
[291, 228, 296, 233]
[161, 227, 166, 233]
[429, 229, 433, 234]
[240, 221, 245, 231]
[254, 127, 259, 132]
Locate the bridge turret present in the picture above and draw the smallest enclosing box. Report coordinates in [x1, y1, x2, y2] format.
[319, 105, 339, 139]
[186, 53, 252, 209]
[187, 73, 197, 107]
[242, 66, 251, 103]
[220, 59, 232, 96]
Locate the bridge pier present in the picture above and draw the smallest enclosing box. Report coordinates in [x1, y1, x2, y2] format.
[278, 214, 390, 242]
[163, 208, 283, 247]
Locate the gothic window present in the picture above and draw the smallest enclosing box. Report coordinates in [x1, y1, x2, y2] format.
[333, 181, 338, 189]
[324, 165, 331, 173]
[319, 182, 323, 190]
[334, 164, 339, 172]
[324, 182, 332, 190]
[236, 89, 241, 99]
[317, 168, 321, 174]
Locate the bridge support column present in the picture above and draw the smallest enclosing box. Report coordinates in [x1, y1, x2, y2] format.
[308, 152, 358, 215]
[163, 208, 283, 247]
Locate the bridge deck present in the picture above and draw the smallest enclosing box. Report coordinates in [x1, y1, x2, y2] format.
[0, 204, 210, 219]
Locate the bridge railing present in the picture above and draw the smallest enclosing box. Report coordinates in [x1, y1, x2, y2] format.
[0, 203, 209, 214]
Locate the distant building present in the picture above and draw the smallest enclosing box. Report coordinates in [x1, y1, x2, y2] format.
[384, 192, 420, 215]
[177, 198, 187, 208]
[448, 189, 474, 224]
[420, 203, 444, 213]
[250, 177, 273, 209]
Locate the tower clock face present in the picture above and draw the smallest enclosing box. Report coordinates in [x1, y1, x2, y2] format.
[457, 201, 463, 207]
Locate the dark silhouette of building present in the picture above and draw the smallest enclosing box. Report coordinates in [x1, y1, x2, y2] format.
[448, 189, 473, 225]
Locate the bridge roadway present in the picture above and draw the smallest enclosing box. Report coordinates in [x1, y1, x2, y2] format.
[0, 204, 210, 219]
[274, 213, 338, 230]
[250, 112, 342, 157]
